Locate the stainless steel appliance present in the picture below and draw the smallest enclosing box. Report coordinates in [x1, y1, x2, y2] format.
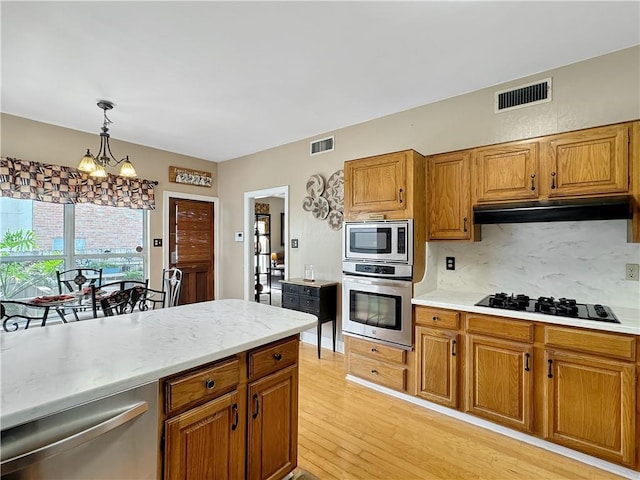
[1, 381, 158, 479]
[475, 293, 620, 323]
[343, 220, 413, 264]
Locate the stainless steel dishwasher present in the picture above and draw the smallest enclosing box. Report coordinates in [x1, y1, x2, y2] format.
[1, 381, 158, 479]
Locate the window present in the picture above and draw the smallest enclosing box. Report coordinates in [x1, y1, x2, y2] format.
[0, 197, 147, 300]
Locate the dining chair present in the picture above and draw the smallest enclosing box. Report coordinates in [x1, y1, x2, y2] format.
[163, 268, 183, 307]
[56, 268, 103, 294]
[1, 300, 51, 332]
[92, 280, 149, 317]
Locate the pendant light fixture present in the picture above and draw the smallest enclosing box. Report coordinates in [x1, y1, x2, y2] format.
[78, 100, 137, 178]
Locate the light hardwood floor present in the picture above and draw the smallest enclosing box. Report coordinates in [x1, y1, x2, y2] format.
[296, 342, 625, 480]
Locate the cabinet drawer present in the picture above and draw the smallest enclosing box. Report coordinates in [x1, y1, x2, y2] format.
[298, 295, 319, 313]
[545, 326, 636, 361]
[415, 306, 460, 329]
[299, 285, 319, 297]
[282, 283, 299, 295]
[282, 294, 299, 309]
[348, 353, 407, 391]
[165, 358, 240, 415]
[348, 336, 406, 365]
[466, 314, 534, 343]
[249, 336, 299, 381]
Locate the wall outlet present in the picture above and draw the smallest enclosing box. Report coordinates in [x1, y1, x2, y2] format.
[234, 231, 244, 242]
[153, 238, 162, 247]
[446, 256, 455, 270]
[291, 239, 299, 248]
[625, 263, 639, 281]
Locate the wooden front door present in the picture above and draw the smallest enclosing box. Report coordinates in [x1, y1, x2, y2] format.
[169, 198, 215, 305]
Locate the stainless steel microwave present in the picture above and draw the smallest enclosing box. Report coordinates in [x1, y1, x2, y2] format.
[343, 220, 413, 264]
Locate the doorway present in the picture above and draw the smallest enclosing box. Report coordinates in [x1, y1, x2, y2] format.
[163, 191, 220, 304]
[243, 186, 289, 303]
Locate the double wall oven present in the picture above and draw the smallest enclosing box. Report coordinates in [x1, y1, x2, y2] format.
[342, 220, 414, 349]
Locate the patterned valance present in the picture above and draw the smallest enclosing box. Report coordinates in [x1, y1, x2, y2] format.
[0, 157, 156, 210]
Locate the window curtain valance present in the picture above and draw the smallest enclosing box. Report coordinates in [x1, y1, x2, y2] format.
[0, 157, 156, 210]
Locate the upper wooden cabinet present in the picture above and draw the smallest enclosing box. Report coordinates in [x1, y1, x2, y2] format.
[473, 123, 631, 204]
[427, 151, 474, 240]
[344, 149, 425, 221]
[473, 141, 540, 203]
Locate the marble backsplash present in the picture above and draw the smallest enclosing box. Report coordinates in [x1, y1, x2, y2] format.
[420, 219, 640, 309]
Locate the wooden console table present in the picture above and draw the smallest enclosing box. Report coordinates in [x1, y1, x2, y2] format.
[280, 279, 338, 359]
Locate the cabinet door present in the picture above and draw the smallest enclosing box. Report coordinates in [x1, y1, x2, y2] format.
[428, 151, 471, 240]
[415, 326, 459, 408]
[344, 152, 406, 216]
[164, 391, 243, 480]
[466, 335, 533, 431]
[545, 124, 629, 197]
[544, 349, 636, 466]
[248, 364, 298, 480]
[473, 141, 539, 202]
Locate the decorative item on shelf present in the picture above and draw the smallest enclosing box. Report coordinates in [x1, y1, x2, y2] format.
[304, 264, 315, 282]
[255, 202, 270, 214]
[78, 100, 137, 178]
[301, 169, 344, 230]
[169, 166, 212, 187]
[271, 252, 278, 267]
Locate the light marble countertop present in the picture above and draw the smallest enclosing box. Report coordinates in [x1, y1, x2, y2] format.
[412, 290, 640, 336]
[1, 299, 317, 430]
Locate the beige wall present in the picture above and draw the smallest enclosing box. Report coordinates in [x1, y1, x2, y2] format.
[218, 46, 640, 303]
[0, 114, 218, 290]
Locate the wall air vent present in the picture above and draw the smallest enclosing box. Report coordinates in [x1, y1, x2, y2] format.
[310, 136, 334, 156]
[495, 77, 552, 113]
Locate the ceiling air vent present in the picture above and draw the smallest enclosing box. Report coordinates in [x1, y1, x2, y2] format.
[310, 136, 334, 156]
[495, 77, 552, 113]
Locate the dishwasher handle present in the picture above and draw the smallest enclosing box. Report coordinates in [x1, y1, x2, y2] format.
[1, 401, 148, 475]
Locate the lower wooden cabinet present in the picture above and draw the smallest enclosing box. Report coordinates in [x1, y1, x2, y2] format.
[465, 334, 533, 432]
[248, 365, 298, 480]
[415, 326, 459, 408]
[345, 335, 408, 392]
[161, 336, 300, 480]
[164, 391, 244, 480]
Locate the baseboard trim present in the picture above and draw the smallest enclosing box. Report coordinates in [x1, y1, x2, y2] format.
[345, 375, 638, 480]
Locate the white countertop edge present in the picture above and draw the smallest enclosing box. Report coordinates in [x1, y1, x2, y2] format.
[1, 300, 317, 430]
[412, 290, 640, 335]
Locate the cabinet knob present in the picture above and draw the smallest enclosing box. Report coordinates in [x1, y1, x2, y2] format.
[204, 379, 216, 389]
[432, 316, 438, 322]
[371, 347, 377, 353]
[370, 369, 378, 375]
[273, 353, 283, 361]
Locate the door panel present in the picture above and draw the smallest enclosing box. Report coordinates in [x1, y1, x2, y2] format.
[169, 198, 215, 304]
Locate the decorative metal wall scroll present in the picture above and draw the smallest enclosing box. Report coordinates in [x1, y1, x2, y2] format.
[302, 169, 344, 230]
[169, 166, 212, 187]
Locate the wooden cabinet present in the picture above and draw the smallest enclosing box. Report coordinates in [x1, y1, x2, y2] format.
[545, 124, 629, 198]
[473, 123, 631, 204]
[464, 314, 534, 432]
[247, 337, 299, 480]
[414, 306, 461, 407]
[427, 151, 475, 240]
[343, 149, 425, 221]
[543, 326, 636, 466]
[345, 335, 408, 392]
[163, 357, 244, 480]
[161, 335, 300, 480]
[473, 140, 540, 202]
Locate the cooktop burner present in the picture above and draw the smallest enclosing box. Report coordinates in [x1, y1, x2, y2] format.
[475, 293, 620, 323]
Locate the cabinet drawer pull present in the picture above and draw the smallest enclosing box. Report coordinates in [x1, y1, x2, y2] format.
[231, 403, 239, 431]
[530, 174, 536, 191]
[398, 188, 403, 204]
[463, 217, 468, 232]
[370, 347, 377, 353]
[204, 379, 216, 389]
[547, 358, 553, 378]
[432, 316, 438, 322]
[273, 353, 283, 361]
[370, 369, 378, 375]
[550, 172, 556, 189]
[524, 353, 530, 372]
[252, 393, 259, 419]
[451, 339, 456, 356]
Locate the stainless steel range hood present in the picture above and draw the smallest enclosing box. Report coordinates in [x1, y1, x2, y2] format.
[473, 196, 633, 224]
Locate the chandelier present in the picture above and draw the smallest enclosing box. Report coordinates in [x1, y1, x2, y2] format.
[78, 100, 137, 178]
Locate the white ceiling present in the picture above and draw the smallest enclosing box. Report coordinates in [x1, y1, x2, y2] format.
[2, 1, 639, 163]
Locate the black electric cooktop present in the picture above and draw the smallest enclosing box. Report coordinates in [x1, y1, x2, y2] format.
[475, 292, 620, 323]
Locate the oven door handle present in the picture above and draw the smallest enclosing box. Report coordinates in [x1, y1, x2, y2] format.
[343, 276, 411, 289]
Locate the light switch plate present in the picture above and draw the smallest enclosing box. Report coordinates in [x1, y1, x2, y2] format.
[291, 239, 299, 248]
